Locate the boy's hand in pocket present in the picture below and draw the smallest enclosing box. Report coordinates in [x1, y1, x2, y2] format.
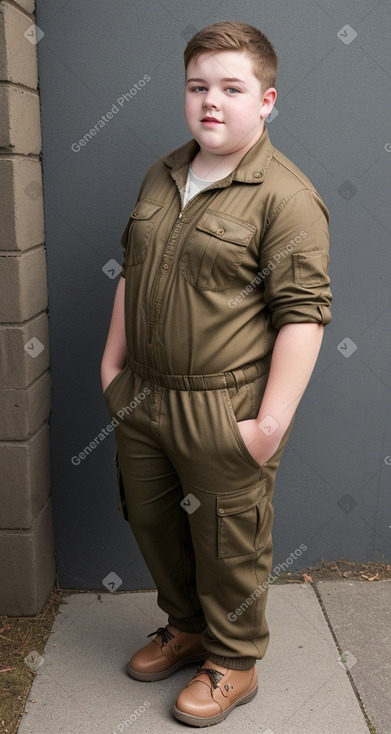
[237, 418, 281, 467]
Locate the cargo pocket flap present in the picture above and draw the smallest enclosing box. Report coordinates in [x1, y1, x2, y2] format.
[217, 479, 269, 558]
[216, 479, 267, 516]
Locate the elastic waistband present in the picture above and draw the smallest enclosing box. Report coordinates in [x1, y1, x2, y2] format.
[126, 352, 272, 391]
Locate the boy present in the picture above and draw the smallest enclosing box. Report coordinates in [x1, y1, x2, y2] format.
[101, 20, 332, 727]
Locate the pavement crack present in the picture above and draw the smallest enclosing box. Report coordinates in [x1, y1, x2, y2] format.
[312, 582, 379, 734]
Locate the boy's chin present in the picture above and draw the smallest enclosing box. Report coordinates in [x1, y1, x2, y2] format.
[191, 132, 229, 150]
[194, 141, 230, 156]
[198, 139, 241, 155]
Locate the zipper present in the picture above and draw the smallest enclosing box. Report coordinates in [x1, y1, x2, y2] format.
[147, 175, 227, 351]
[175, 174, 227, 220]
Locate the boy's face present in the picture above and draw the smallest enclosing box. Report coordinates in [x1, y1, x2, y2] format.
[185, 50, 276, 157]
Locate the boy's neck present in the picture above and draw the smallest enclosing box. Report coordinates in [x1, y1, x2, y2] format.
[191, 125, 265, 181]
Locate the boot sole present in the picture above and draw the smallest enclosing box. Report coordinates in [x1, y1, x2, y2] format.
[127, 652, 207, 682]
[172, 681, 258, 727]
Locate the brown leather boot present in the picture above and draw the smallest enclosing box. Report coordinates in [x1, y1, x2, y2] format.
[127, 625, 206, 681]
[172, 662, 258, 726]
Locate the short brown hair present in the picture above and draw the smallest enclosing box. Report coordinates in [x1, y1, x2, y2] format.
[184, 20, 278, 91]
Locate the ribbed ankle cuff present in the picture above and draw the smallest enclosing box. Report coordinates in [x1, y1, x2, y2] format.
[206, 654, 256, 671]
[167, 616, 207, 634]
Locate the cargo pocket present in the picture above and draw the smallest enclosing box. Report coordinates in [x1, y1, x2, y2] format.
[179, 209, 257, 291]
[216, 479, 271, 558]
[123, 199, 164, 265]
[115, 452, 128, 521]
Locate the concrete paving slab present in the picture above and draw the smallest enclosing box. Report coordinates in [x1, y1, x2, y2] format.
[317, 579, 391, 734]
[18, 585, 368, 734]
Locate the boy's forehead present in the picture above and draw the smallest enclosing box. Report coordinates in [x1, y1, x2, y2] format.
[186, 49, 257, 81]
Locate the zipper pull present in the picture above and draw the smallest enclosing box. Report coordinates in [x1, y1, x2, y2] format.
[178, 212, 183, 219]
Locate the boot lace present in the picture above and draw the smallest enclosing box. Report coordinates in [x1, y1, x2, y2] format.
[147, 626, 174, 647]
[192, 666, 225, 689]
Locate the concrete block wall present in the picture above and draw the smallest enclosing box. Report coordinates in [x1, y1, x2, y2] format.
[0, 0, 55, 615]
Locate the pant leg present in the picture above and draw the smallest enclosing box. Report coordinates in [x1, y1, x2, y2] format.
[103, 366, 206, 633]
[157, 374, 294, 670]
[104, 365, 294, 668]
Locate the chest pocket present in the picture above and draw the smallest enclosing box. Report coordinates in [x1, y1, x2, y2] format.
[179, 210, 257, 291]
[125, 199, 164, 266]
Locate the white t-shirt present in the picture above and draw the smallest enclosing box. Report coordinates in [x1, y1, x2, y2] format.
[182, 165, 218, 207]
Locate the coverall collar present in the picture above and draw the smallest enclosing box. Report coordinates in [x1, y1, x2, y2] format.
[162, 126, 274, 187]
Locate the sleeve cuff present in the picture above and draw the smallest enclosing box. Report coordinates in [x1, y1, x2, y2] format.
[271, 302, 332, 330]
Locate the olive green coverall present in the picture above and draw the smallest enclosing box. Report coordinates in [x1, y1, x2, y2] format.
[104, 127, 332, 670]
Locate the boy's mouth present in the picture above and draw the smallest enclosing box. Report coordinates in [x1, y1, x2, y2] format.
[201, 116, 223, 124]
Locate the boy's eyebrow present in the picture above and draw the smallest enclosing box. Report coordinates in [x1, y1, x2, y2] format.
[186, 77, 246, 84]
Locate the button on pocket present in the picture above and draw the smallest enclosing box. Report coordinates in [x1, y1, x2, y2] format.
[216, 479, 270, 558]
[123, 199, 164, 266]
[180, 209, 257, 291]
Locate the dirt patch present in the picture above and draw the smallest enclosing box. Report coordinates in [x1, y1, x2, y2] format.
[0, 591, 65, 734]
[277, 558, 391, 584]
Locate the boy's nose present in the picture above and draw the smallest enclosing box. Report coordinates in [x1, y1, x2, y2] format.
[203, 90, 220, 109]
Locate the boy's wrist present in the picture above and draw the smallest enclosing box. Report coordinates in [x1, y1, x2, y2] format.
[101, 365, 124, 393]
[255, 411, 291, 443]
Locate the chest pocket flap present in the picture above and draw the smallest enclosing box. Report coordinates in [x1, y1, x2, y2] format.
[196, 211, 256, 245]
[130, 200, 164, 220]
[180, 210, 257, 291]
[124, 199, 164, 265]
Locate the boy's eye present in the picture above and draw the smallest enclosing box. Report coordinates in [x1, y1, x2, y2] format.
[188, 86, 241, 94]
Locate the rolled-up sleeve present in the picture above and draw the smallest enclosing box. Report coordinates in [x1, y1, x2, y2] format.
[260, 188, 332, 330]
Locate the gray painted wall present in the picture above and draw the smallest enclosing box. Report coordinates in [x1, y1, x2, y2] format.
[36, 0, 391, 590]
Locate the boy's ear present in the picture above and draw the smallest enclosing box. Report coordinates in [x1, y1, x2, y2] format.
[258, 87, 277, 118]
